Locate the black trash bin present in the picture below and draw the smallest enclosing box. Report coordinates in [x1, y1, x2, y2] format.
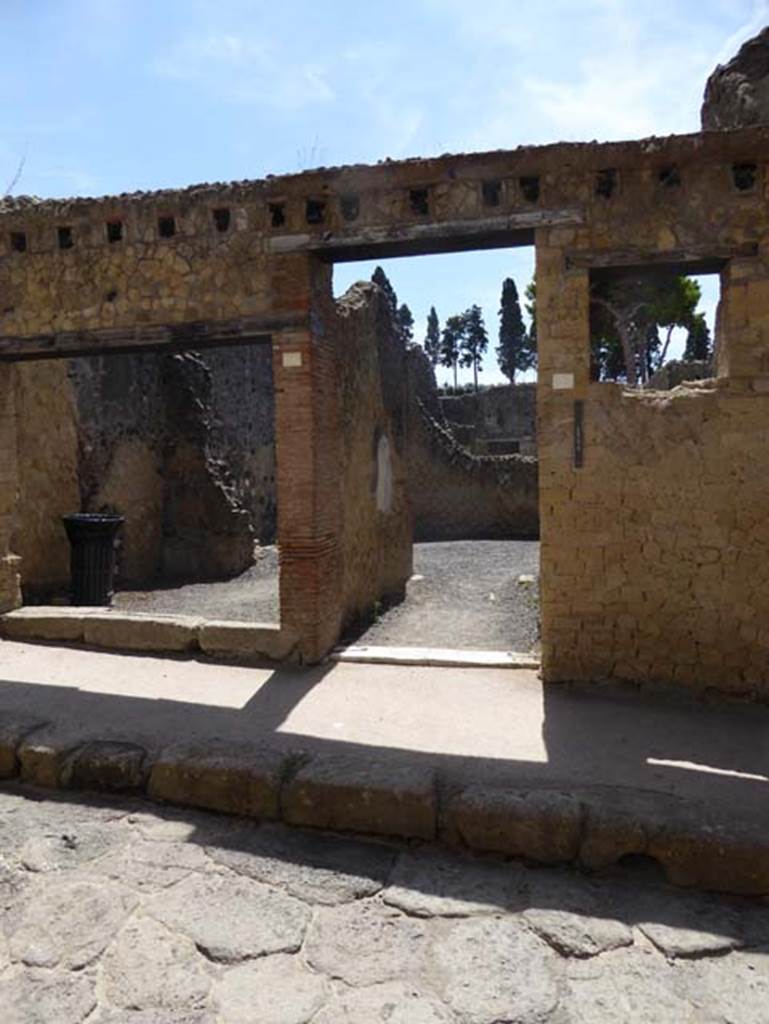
[62, 513, 124, 606]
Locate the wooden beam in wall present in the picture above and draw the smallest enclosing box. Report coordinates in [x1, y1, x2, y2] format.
[0, 313, 308, 362]
[565, 242, 758, 276]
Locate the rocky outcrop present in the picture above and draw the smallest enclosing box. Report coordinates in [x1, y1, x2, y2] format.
[701, 27, 769, 130]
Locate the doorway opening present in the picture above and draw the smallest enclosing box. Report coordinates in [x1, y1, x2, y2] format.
[12, 338, 281, 628]
[332, 246, 540, 656]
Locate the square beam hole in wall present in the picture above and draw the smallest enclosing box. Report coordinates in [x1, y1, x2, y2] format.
[732, 162, 757, 191]
[10, 231, 27, 253]
[519, 176, 540, 203]
[409, 188, 430, 216]
[596, 168, 618, 198]
[481, 179, 502, 207]
[659, 166, 681, 188]
[106, 220, 123, 243]
[305, 198, 326, 225]
[57, 226, 74, 250]
[158, 215, 176, 239]
[340, 194, 360, 222]
[268, 201, 286, 228]
[213, 207, 231, 233]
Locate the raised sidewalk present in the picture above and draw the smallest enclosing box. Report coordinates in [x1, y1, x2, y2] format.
[0, 639, 768, 896]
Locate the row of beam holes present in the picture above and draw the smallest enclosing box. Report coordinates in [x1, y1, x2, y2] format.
[5, 163, 761, 254]
[597, 163, 758, 197]
[8, 207, 234, 254]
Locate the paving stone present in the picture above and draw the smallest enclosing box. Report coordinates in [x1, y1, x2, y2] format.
[429, 916, 560, 1024]
[100, 915, 212, 1012]
[305, 900, 433, 986]
[678, 947, 769, 1023]
[523, 906, 634, 958]
[148, 742, 289, 819]
[313, 981, 454, 1023]
[215, 954, 328, 1024]
[92, 838, 212, 891]
[5, 878, 136, 970]
[147, 872, 309, 962]
[383, 847, 527, 917]
[0, 966, 97, 1024]
[564, 947, 695, 1023]
[206, 822, 396, 905]
[19, 821, 128, 873]
[0, 857, 28, 913]
[449, 786, 583, 863]
[634, 892, 743, 958]
[283, 755, 437, 840]
[94, 1013, 215, 1024]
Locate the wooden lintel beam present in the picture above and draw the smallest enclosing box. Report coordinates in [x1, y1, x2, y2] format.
[565, 243, 758, 273]
[267, 207, 583, 261]
[0, 313, 308, 362]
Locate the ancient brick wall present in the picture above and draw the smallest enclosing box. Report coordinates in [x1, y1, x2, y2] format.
[11, 362, 79, 596]
[323, 282, 412, 634]
[439, 383, 537, 453]
[406, 350, 539, 540]
[409, 399, 539, 542]
[3, 126, 769, 679]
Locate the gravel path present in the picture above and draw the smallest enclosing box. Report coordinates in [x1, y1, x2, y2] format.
[355, 540, 540, 651]
[114, 546, 281, 623]
[115, 541, 539, 652]
[0, 784, 766, 1022]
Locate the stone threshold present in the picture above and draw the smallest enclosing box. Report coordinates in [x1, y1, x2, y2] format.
[332, 644, 540, 669]
[0, 606, 297, 663]
[0, 711, 767, 899]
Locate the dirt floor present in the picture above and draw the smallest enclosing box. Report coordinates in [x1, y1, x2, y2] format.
[114, 545, 281, 623]
[353, 540, 540, 652]
[115, 540, 539, 652]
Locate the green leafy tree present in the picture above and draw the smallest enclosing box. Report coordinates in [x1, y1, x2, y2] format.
[590, 272, 705, 386]
[424, 305, 441, 365]
[396, 303, 414, 344]
[496, 278, 534, 383]
[440, 314, 465, 389]
[524, 278, 537, 353]
[684, 312, 711, 362]
[460, 304, 489, 392]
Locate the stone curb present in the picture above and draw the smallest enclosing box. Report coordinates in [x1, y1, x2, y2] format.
[1, 722, 768, 896]
[0, 608, 298, 664]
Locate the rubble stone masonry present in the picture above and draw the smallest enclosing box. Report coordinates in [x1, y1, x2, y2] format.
[2, 126, 769, 687]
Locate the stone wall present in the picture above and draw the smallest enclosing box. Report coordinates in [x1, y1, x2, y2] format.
[11, 361, 80, 597]
[439, 383, 537, 454]
[328, 283, 412, 632]
[407, 350, 539, 540]
[4, 126, 769, 675]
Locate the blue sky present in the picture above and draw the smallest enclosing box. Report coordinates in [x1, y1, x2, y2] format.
[4, 0, 768, 384]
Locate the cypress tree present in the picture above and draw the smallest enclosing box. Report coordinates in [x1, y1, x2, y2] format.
[496, 277, 530, 383]
[424, 306, 440, 365]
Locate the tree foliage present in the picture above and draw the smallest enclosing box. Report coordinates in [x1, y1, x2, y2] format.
[371, 265, 398, 318]
[396, 303, 414, 344]
[459, 304, 489, 391]
[424, 305, 441, 365]
[590, 271, 705, 386]
[440, 314, 465, 389]
[496, 277, 534, 383]
[684, 312, 711, 362]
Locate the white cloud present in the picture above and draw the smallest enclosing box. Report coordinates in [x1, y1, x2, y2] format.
[153, 32, 335, 110]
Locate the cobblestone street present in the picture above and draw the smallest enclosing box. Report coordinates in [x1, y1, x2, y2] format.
[0, 785, 767, 1022]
